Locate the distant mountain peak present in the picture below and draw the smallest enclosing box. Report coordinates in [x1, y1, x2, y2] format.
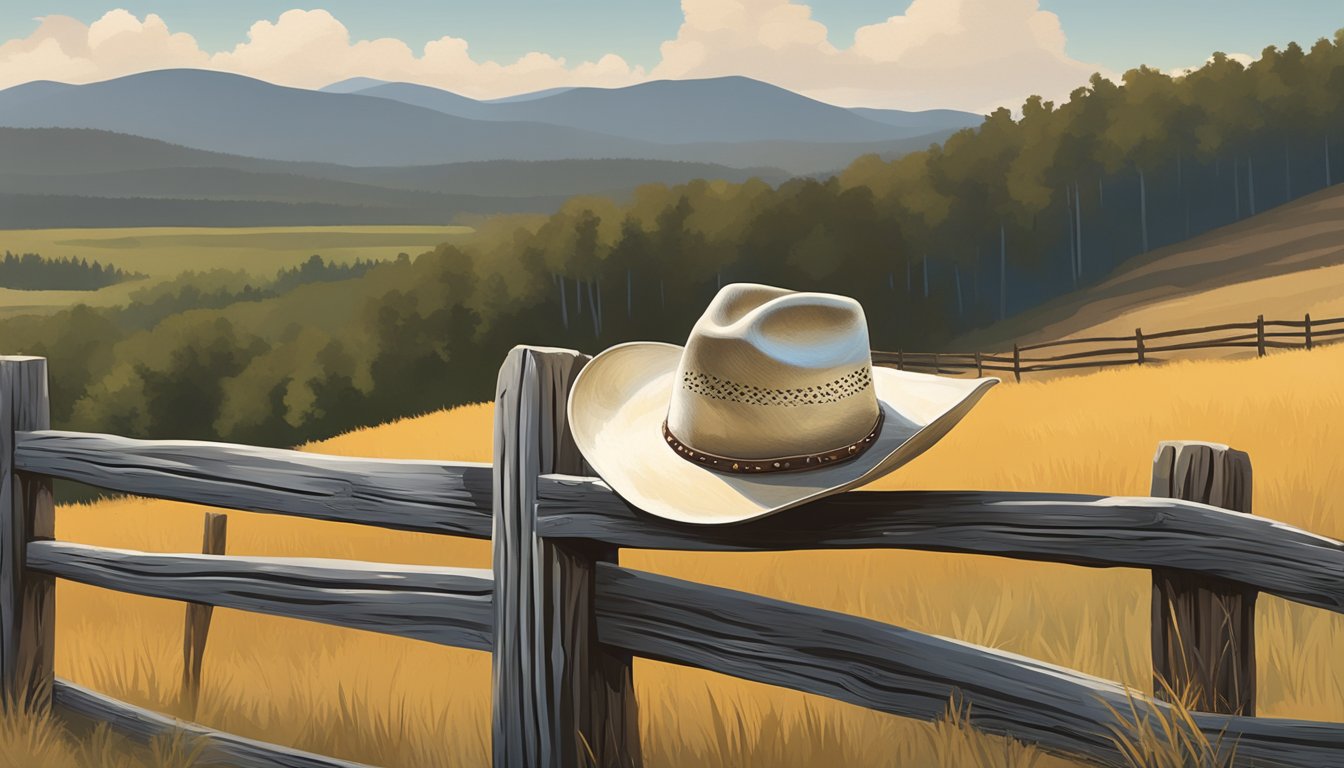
[0, 68, 977, 174]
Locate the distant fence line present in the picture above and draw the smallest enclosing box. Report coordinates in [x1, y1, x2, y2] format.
[875, 313, 1344, 381]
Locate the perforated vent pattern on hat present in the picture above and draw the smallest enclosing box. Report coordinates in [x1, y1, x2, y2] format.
[681, 367, 872, 406]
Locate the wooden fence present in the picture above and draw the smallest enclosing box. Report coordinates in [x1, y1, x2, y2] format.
[2, 350, 1344, 768]
[874, 312, 1344, 381]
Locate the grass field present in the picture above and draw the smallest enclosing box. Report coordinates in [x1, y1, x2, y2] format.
[0, 226, 470, 316]
[10, 342, 1344, 766]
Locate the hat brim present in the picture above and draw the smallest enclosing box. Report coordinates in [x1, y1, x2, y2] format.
[567, 342, 998, 525]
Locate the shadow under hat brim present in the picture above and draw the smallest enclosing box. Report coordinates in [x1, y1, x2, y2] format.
[567, 341, 998, 525]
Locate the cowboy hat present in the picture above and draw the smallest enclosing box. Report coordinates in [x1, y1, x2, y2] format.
[567, 283, 997, 524]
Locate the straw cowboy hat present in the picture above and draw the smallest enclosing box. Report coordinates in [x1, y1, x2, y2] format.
[567, 283, 998, 524]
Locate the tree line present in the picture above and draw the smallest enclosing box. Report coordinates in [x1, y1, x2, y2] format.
[518, 34, 1344, 350]
[2, 32, 1342, 452]
[0, 252, 143, 290]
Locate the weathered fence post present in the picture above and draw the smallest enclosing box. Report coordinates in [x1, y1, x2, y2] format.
[1135, 328, 1146, 365]
[0, 357, 54, 711]
[181, 511, 227, 718]
[1012, 344, 1021, 382]
[1150, 441, 1255, 715]
[1305, 313, 1313, 350]
[493, 346, 641, 768]
[896, 350, 904, 370]
[932, 352, 940, 374]
[1256, 315, 1266, 357]
[975, 351, 983, 377]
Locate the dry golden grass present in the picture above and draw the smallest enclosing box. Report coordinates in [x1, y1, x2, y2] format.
[14, 343, 1344, 766]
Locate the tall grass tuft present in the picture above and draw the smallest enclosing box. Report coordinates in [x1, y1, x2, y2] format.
[1102, 682, 1237, 768]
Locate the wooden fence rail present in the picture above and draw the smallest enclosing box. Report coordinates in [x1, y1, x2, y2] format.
[3, 351, 1344, 768]
[875, 312, 1344, 380]
[595, 564, 1344, 768]
[26, 542, 495, 650]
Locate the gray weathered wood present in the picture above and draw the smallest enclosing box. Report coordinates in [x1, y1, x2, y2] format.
[536, 476, 1344, 615]
[0, 357, 54, 710]
[492, 346, 639, 768]
[1135, 327, 1146, 364]
[54, 678, 374, 768]
[27, 541, 493, 651]
[1305, 313, 1314, 349]
[1257, 314, 1267, 356]
[14, 430, 492, 538]
[1013, 342, 1021, 381]
[182, 511, 227, 717]
[1151, 441, 1256, 715]
[596, 563, 1344, 768]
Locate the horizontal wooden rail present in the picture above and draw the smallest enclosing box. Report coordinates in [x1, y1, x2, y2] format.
[1022, 358, 1166, 373]
[1142, 338, 1259, 354]
[1017, 334, 1138, 351]
[54, 679, 374, 768]
[537, 478, 1344, 615]
[1016, 345, 1143, 363]
[594, 564, 1344, 768]
[14, 431, 493, 538]
[1269, 316, 1344, 328]
[896, 354, 979, 363]
[28, 542, 494, 651]
[1140, 321, 1260, 340]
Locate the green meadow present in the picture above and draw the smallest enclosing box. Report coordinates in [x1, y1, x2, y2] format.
[0, 226, 471, 315]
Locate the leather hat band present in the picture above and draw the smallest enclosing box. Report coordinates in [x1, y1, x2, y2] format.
[661, 411, 885, 475]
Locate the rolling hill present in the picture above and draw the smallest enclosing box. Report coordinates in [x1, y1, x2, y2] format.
[0, 70, 974, 175]
[0, 128, 792, 226]
[955, 183, 1344, 350]
[0, 70, 649, 167]
[348, 76, 981, 144]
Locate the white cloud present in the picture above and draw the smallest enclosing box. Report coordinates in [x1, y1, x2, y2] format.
[0, 10, 207, 88]
[0, 2, 1105, 111]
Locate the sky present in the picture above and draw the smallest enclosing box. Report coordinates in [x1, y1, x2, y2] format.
[0, 1, 1339, 111]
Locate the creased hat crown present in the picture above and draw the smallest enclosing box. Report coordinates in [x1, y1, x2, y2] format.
[665, 283, 880, 461]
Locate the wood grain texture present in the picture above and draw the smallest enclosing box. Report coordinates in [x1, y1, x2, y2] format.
[182, 511, 227, 717]
[0, 357, 54, 710]
[492, 346, 640, 768]
[596, 564, 1344, 768]
[27, 541, 493, 651]
[1151, 441, 1256, 715]
[54, 678, 374, 768]
[14, 430, 493, 538]
[537, 477, 1344, 615]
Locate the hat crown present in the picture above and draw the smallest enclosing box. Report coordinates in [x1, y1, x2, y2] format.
[666, 283, 879, 461]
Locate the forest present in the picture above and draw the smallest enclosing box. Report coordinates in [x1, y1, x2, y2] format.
[3, 33, 1343, 450]
[0, 251, 142, 290]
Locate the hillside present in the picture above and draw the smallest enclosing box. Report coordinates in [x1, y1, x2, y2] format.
[351, 76, 981, 144]
[0, 128, 791, 226]
[0, 70, 969, 175]
[956, 183, 1344, 350]
[46, 344, 1344, 766]
[0, 70, 652, 167]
